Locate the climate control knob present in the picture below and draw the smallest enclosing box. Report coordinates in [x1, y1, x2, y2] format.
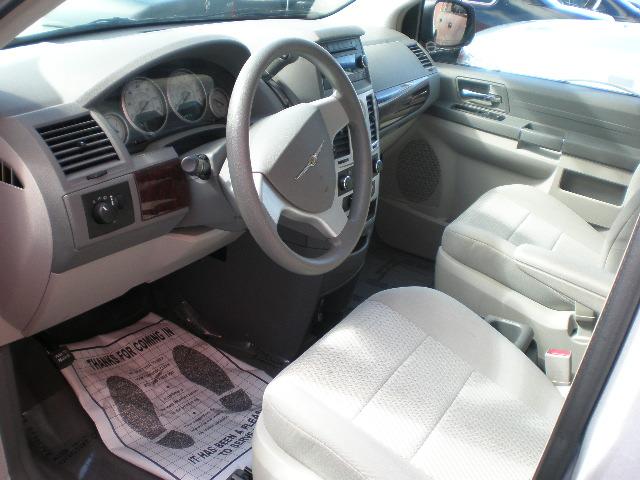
[93, 201, 117, 224]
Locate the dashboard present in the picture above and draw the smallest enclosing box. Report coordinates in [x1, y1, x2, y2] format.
[96, 60, 235, 152]
[0, 18, 440, 345]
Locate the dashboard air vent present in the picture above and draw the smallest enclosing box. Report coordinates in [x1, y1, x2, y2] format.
[0, 161, 23, 189]
[333, 127, 350, 160]
[408, 43, 434, 69]
[37, 115, 120, 176]
[366, 95, 378, 144]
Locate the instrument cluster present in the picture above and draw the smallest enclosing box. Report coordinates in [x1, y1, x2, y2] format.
[97, 61, 234, 151]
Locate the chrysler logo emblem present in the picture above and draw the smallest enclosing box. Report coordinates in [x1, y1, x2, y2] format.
[295, 141, 324, 181]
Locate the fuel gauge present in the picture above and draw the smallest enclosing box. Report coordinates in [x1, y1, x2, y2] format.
[209, 88, 229, 119]
[104, 113, 129, 144]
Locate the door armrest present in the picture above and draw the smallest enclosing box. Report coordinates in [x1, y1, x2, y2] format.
[514, 244, 614, 313]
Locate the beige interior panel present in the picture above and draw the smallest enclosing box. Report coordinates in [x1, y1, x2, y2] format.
[549, 156, 632, 228]
[21, 228, 242, 340]
[0, 0, 65, 49]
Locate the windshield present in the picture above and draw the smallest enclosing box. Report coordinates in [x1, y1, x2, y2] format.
[14, 0, 354, 45]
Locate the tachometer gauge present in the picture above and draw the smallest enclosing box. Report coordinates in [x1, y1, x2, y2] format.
[209, 88, 229, 119]
[104, 113, 128, 144]
[167, 69, 207, 123]
[121, 77, 168, 134]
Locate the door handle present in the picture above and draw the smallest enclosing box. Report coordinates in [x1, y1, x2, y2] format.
[460, 89, 502, 105]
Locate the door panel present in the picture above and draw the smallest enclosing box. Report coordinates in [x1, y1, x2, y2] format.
[377, 63, 640, 259]
[438, 64, 640, 162]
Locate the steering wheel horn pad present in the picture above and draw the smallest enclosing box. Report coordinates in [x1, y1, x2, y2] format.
[247, 102, 335, 214]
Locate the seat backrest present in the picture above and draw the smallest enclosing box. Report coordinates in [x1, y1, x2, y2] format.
[601, 166, 640, 273]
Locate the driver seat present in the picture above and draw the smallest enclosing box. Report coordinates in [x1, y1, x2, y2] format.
[253, 287, 563, 480]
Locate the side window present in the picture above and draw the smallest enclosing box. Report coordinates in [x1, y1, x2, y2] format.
[441, 0, 640, 97]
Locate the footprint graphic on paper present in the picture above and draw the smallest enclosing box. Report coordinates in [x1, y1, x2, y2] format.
[172, 345, 252, 412]
[106, 376, 195, 449]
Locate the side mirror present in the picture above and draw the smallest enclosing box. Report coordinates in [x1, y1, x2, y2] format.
[420, 0, 476, 50]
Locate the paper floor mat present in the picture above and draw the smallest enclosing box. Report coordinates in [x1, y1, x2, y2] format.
[59, 313, 270, 480]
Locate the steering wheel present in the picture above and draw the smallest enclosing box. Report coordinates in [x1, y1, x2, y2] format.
[226, 38, 372, 276]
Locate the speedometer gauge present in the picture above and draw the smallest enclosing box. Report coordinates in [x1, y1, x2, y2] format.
[209, 88, 229, 119]
[167, 69, 207, 123]
[121, 77, 168, 134]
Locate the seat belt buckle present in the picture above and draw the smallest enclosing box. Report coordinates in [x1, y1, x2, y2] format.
[545, 348, 572, 386]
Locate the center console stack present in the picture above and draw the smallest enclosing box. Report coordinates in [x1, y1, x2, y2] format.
[275, 35, 382, 296]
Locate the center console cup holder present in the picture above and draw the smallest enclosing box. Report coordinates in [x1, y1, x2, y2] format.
[485, 315, 534, 352]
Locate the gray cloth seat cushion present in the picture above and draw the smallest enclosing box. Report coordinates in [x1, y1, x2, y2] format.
[257, 287, 563, 480]
[441, 185, 605, 310]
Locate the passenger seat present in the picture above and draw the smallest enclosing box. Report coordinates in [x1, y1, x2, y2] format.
[435, 174, 640, 364]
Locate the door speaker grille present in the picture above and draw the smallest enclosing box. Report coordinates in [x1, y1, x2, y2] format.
[396, 140, 440, 203]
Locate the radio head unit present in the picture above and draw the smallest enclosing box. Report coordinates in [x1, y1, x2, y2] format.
[321, 37, 370, 89]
